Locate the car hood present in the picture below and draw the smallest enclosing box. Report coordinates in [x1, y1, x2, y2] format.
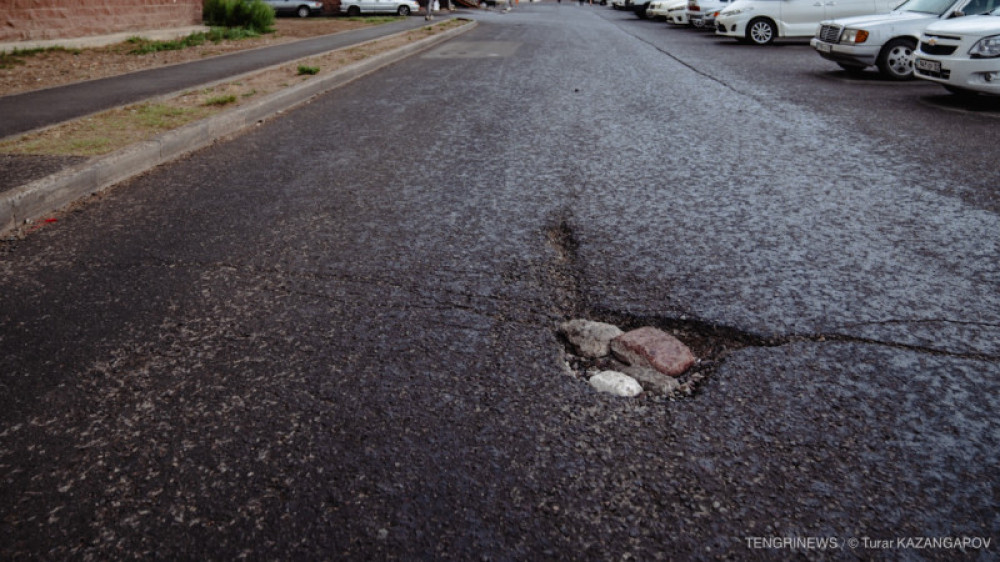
[924, 14, 1000, 34]
[822, 11, 937, 28]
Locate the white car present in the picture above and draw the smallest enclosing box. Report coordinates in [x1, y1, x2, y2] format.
[811, 0, 991, 79]
[340, 0, 420, 16]
[688, 0, 737, 28]
[263, 0, 324, 17]
[716, 0, 898, 44]
[914, 8, 1000, 95]
[667, 0, 692, 23]
[648, 0, 675, 19]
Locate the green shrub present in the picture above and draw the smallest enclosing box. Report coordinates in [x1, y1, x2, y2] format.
[297, 65, 319, 75]
[203, 0, 275, 33]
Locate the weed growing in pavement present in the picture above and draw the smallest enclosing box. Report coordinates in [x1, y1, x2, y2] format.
[297, 65, 320, 75]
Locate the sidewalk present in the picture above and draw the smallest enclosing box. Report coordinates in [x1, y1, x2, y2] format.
[0, 16, 476, 236]
[0, 17, 458, 139]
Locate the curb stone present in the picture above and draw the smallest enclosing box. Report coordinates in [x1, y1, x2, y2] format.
[0, 20, 477, 236]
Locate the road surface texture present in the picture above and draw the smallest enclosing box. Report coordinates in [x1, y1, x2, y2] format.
[2, 4, 998, 560]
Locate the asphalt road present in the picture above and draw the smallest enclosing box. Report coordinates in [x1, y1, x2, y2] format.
[2, 5, 998, 560]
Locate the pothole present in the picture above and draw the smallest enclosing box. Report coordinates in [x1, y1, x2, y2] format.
[544, 214, 780, 399]
[557, 316, 762, 399]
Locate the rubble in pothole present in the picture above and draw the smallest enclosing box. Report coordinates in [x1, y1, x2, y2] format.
[559, 319, 707, 398]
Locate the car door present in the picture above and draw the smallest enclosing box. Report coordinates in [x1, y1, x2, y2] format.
[822, 0, 881, 21]
[778, 0, 827, 36]
[263, 0, 286, 15]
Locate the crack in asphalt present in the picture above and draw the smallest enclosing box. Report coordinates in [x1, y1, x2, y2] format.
[613, 21, 768, 106]
[544, 215, 998, 384]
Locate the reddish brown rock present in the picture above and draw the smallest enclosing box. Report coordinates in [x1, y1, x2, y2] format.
[610, 327, 695, 377]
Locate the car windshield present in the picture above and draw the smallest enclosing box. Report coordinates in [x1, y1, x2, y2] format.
[893, 0, 956, 14]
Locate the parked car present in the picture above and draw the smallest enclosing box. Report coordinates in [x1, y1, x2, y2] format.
[612, 0, 630, 9]
[340, 0, 420, 16]
[666, 0, 692, 23]
[634, 0, 655, 17]
[649, 0, 675, 19]
[716, 0, 898, 44]
[811, 0, 993, 79]
[914, 7, 1000, 95]
[263, 0, 324, 17]
[688, 0, 736, 28]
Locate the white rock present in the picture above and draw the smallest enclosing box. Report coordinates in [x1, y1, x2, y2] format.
[560, 319, 624, 358]
[588, 371, 643, 397]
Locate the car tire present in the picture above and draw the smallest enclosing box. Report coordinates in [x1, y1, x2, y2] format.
[397, 5, 411, 14]
[636, 3, 650, 18]
[876, 38, 917, 81]
[746, 18, 776, 45]
[346, 5, 361, 15]
[296, 5, 310, 17]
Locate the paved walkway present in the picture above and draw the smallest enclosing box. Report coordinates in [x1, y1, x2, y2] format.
[0, 17, 456, 139]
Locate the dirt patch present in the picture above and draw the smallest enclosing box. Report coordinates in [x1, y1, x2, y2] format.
[0, 18, 398, 98]
[0, 20, 466, 158]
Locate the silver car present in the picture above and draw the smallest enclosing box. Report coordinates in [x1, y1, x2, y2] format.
[263, 0, 324, 17]
[340, 0, 421, 16]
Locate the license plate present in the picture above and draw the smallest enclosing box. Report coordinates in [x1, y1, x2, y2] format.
[815, 42, 832, 53]
[915, 58, 941, 73]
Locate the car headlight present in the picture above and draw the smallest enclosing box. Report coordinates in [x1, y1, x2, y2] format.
[721, 7, 747, 15]
[839, 29, 869, 44]
[969, 34, 1000, 58]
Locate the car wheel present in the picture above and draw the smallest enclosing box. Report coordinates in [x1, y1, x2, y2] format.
[876, 38, 916, 81]
[636, 4, 650, 18]
[397, 5, 410, 14]
[296, 5, 310, 17]
[346, 5, 361, 15]
[746, 18, 776, 45]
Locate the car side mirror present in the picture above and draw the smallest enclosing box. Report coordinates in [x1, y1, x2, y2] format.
[949, 9, 964, 16]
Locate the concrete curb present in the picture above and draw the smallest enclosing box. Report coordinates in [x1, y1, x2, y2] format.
[0, 20, 476, 236]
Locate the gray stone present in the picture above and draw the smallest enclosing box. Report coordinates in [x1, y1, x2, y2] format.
[621, 365, 681, 395]
[588, 371, 643, 397]
[560, 319, 624, 358]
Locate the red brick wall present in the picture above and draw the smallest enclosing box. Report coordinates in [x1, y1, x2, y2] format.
[1, 0, 203, 42]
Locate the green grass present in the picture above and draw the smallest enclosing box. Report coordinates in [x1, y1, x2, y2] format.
[203, 94, 238, 106]
[0, 103, 210, 157]
[126, 27, 262, 55]
[0, 46, 81, 69]
[131, 104, 205, 129]
[297, 65, 320, 75]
